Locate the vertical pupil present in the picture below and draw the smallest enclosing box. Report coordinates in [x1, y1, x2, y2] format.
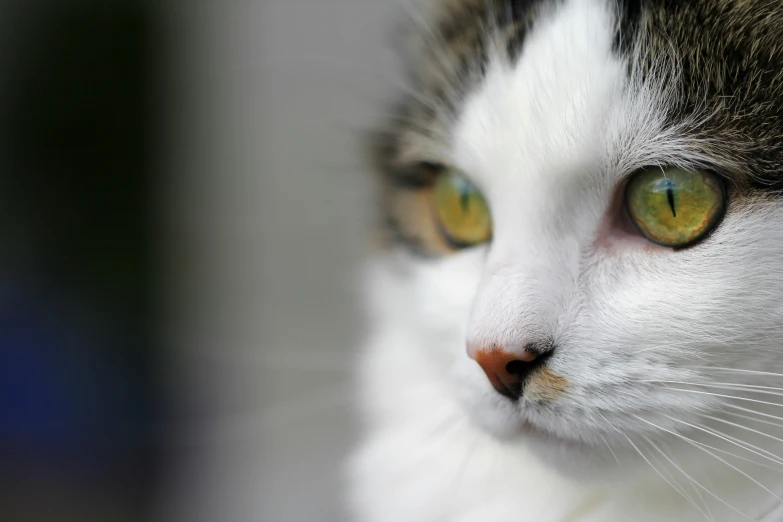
[665, 180, 676, 218]
[459, 182, 470, 213]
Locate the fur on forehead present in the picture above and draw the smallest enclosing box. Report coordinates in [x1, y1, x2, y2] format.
[373, 0, 783, 185]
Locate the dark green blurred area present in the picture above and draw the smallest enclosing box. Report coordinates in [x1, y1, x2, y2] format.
[0, 1, 164, 520]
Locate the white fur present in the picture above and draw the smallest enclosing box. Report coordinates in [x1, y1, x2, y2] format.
[347, 0, 783, 520]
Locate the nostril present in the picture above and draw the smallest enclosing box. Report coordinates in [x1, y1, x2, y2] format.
[471, 340, 557, 400]
[504, 344, 555, 379]
[505, 360, 527, 376]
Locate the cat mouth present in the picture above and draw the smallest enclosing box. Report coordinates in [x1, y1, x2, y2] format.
[517, 419, 552, 439]
[514, 420, 586, 451]
[509, 405, 584, 446]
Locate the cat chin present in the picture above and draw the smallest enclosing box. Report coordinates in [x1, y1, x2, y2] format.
[520, 429, 632, 481]
[470, 417, 635, 483]
[456, 378, 633, 482]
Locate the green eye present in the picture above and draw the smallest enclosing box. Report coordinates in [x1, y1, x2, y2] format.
[432, 169, 492, 247]
[625, 167, 726, 248]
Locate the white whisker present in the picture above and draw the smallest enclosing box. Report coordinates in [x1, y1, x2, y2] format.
[701, 413, 783, 445]
[632, 415, 761, 521]
[685, 459, 716, 522]
[663, 387, 783, 408]
[701, 427, 783, 473]
[425, 409, 466, 440]
[721, 408, 783, 430]
[598, 413, 709, 517]
[599, 431, 625, 471]
[644, 380, 783, 398]
[447, 433, 482, 502]
[642, 435, 713, 521]
[669, 420, 783, 504]
[714, 383, 783, 393]
[660, 415, 783, 469]
[692, 367, 783, 379]
[725, 403, 783, 425]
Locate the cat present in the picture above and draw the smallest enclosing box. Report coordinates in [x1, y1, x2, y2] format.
[345, 0, 783, 521]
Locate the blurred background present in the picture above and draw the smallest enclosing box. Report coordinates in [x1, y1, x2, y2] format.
[0, 0, 399, 520]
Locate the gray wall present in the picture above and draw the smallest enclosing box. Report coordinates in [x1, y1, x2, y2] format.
[161, 1, 401, 521]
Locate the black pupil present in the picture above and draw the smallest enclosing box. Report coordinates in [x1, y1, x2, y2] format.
[459, 183, 470, 213]
[665, 180, 676, 218]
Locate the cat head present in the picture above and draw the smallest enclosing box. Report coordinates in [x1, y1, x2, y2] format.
[368, 0, 783, 474]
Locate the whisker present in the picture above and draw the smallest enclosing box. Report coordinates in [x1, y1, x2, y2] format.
[599, 431, 625, 471]
[426, 409, 466, 440]
[691, 367, 783, 378]
[632, 415, 760, 521]
[662, 387, 783, 409]
[448, 433, 482, 498]
[643, 379, 783, 392]
[708, 383, 783, 393]
[659, 415, 783, 469]
[675, 437, 717, 522]
[701, 427, 783, 473]
[721, 409, 783, 430]
[435, 433, 495, 522]
[641, 435, 712, 521]
[725, 403, 783, 425]
[644, 380, 783, 398]
[709, 382, 783, 392]
[411, 413, 472, 474]
[701, 413, 783, 446]
[598, 413, 709, 517]
[666, 421, 783, 505]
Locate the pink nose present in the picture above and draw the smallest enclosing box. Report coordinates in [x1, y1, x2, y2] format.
[470, 345, 540, 400]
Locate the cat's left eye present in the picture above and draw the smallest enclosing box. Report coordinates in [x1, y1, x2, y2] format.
[625, 167, 727, 248]
[432, 169, 492, 247]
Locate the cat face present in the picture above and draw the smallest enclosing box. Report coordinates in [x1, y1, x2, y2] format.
[369, 0, 783, 473]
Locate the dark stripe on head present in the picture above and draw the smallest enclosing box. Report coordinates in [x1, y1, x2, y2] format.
[505, 0, 551, 62]
[612, 0, 646, 53]
[632, 0, 783, 190]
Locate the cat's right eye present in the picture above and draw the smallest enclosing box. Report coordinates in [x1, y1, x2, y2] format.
[432, 169, 492, 248]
